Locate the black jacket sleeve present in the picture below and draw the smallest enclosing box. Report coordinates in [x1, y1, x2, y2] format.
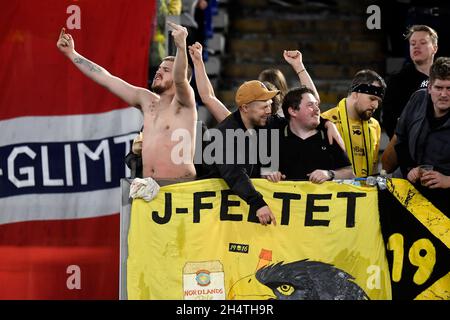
[211, 113, 268, 211]
[215, 162, 267, 210]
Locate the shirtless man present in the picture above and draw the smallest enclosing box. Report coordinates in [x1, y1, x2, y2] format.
[56, 22, 196, 180]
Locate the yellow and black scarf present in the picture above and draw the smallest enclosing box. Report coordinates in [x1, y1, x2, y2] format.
[337, 98, 374, 177]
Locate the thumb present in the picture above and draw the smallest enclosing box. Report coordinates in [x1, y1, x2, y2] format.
[271, 214, 277, 226]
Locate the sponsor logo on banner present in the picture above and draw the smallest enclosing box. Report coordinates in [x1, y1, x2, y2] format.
[183, 261, 226, 300]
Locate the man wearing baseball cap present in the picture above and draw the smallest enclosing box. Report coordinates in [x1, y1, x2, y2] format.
[189, 44, 344, 227]
[206, 80, 280, 226]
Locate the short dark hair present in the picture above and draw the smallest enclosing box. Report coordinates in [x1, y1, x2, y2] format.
[162, 56, 193, 82]
[405, 25, 438, 47]
[429, 57, 450, 84]
[282, 86, 316, 121]
[348, 69, 386, 96]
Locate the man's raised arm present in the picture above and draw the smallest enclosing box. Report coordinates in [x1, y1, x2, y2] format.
[56, 28, 155, 109]
[283, 50, 320, 103]
[188, 42, 230, 122]
[283, 49, 344, 148]
[167, 22, 196, 109]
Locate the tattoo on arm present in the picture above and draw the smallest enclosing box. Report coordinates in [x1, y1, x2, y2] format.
[74, 57, 102, 73]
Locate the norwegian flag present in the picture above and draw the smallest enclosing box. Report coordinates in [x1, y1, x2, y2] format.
[0, 0, 155, 299]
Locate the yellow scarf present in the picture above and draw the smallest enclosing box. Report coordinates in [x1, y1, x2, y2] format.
[337, 99, 374, 177]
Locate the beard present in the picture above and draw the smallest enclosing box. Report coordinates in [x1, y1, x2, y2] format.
[256, 116, 269, 127]
[358, 109, 373, 121]
[151, 84, 165, 94]
[151, 78, 172, 94]
[248, 116, 267, 128]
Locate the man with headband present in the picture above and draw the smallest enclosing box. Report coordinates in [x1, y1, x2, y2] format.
[322, 70, 386, 177]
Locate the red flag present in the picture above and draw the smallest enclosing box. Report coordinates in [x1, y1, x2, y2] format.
[0, 0, 156, 299]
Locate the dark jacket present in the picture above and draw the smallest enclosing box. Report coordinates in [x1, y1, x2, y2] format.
[205, 111, 276, 211]
[395, 89, 450, 176]
[395, 88, 450, 215]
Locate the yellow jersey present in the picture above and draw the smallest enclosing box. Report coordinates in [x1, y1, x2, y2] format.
[322, 99, 381, 177]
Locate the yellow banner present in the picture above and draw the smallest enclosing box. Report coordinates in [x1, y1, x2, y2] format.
[385, 179, 450, 300]
[127, 179, 391, 300]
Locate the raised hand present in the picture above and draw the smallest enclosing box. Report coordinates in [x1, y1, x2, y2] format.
[284, 48, 320, 102]
[56, 28, 75, 56]
[188, 42, 203, 64]
[283, 50, 303, 67]
[167, 21, 188, 49]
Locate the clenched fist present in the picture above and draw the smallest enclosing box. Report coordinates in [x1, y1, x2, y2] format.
[188, 42, 203, 64]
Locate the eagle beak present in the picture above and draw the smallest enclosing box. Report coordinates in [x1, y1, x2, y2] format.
[227, 274, 276, 300]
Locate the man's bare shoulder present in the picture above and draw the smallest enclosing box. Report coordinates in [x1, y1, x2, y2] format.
[138, 88, 160, 103]
[136, 88, 161, 111]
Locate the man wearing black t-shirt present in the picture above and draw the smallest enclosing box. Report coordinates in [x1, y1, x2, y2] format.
[264, 87, 354, 184]
[205, 81, 342, 226]
[382, 25, 438, 139]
